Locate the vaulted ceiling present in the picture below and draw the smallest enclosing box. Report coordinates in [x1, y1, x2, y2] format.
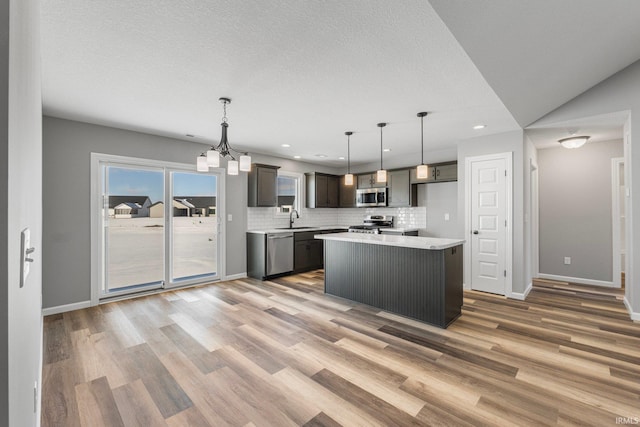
[41, 1, 640, 165]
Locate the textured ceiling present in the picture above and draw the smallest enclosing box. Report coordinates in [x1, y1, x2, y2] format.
[40, 0, 518, 166]
[41, 1, 640, 166]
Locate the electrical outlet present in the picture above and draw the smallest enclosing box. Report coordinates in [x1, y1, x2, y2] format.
[444, 213, 450, 221]
[227, 214, 233, 221]
[564, 257, 571, 265]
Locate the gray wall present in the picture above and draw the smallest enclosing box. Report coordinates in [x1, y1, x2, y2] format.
[538, 140, 623, 282]
[531, 58, 640, 316]
[42, 116, 343, 309]
[457, 129, 529, 295]
[418, 181, 459, 238]
[3, 0, 44, 425]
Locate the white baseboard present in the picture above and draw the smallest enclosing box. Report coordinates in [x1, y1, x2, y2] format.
[509, 282, 533, 300]
[463, 282, 470, 290]
[42, 300, 91, 316]
[224, 272, 247, 281]
[623, 297, 640, 321]
[537, 273, 617, 288]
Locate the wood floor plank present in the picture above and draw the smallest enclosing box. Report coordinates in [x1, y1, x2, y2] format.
[42, 274, 640, 426]
[112, 379, 168, 426]
[75, 377, 124, 427]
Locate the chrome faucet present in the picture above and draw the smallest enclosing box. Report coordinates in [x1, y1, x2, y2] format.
[289, 209, 300, 229]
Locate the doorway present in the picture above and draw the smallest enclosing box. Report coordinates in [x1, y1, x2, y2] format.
[91, 154, 224, 303]
[465, 152, 512, 295]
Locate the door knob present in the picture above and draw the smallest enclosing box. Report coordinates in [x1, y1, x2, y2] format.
[473, 230, 479, 234]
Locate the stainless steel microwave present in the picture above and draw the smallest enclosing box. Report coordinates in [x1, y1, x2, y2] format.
[356, 188, 387, 207]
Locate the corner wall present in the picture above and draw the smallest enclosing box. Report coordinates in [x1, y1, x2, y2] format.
[3, 0, 43, 425]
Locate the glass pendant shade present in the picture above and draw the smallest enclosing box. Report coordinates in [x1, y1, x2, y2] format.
[227, 160, 239, 175]
[196, 155, 208, 172]
[206, 149, 220, 167]
[344, 173, 354, 186]
[558, 136, 589, 149]
[239, 155, 252, 171]
[416, 164, 429, 179]
[376, 169, 387, 183]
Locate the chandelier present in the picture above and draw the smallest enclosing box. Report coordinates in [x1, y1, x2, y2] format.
[197, 97, 251, 175]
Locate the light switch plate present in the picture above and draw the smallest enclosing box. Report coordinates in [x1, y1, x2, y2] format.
[20, 228, 31, 287]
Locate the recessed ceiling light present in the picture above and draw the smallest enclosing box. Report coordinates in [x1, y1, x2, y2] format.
[473, 124, 486, 130]
[315, 154, 328, 158]
[338, 156, 345, 160]
[383, 148, 391, 152]
[281, 144, 291, 148]
[293, 155, 301, 159]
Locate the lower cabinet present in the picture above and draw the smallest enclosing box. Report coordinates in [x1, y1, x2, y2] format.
[294, 229, 345, 273]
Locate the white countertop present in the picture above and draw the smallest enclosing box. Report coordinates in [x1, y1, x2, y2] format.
[247, 226, 348, 235]
[315, 232, 465, 250]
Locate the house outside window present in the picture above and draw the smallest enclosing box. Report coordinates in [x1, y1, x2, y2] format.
[276, 172, 301, 215]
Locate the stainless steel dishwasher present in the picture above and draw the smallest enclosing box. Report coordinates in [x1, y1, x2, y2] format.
[266, 232, 294, 276]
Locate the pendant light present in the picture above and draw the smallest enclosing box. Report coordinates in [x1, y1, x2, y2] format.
[416, 112, 429, 179]
[344, 131, 354, 186]
[376, 122, 387, 183]
[198, 97, 252, 174]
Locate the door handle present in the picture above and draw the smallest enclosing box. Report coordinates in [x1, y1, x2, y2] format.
[473, 230, 479, 234]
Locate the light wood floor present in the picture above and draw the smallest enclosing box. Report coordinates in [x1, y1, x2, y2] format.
[42, 273, 640, 426]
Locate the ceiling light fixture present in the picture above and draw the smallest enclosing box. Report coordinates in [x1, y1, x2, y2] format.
[281, 144, 291, 148]
[416, 112, 429, 179]
[199, 97, 251, 175]
[344, 131, 354, 186]
[376, 123, 387, 183]
[473, 124, 486, 130]
[558, 135, 589, 149]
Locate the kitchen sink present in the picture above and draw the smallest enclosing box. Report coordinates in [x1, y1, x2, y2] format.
[275, 226, 314, 230]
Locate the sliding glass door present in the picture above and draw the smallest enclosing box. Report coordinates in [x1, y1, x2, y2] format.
[103, 165, 165, 295]
[95, 155, 223, 300]
[170, 171, 219, 283]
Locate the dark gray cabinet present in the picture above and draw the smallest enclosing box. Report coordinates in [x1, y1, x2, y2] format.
[357, 173, 386, 189]
[294, 229, 345, 273]
[306, 173, 339, 208]
[410, 161, 457, 184]
[387, 169, 417, 207]
[248, 164, 280, 207]
[339, 178, 356, 208]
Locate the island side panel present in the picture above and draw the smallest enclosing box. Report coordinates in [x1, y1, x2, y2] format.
[444, 245, 463, 326]
[323, 240, 455, 327]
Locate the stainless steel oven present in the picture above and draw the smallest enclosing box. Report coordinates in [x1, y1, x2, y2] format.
[356, 188, 387, 207]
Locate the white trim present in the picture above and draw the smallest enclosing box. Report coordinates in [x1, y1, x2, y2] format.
[623, 297, 640, 321]
[42, 300, 91, 316]
[224, 272, 248, 281]
[464, 152, 513, 297]
[509, 282, 532, 301]
[612, 157, 624, 288]
[537, 273, 615, 288]
[530, 159, 540, 281]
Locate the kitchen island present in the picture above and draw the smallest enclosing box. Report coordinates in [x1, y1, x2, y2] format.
[315, 233, 464, 328]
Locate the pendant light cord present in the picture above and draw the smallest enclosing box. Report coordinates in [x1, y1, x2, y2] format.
[347, 134, 351, 174]
[420, 114, 424, 165]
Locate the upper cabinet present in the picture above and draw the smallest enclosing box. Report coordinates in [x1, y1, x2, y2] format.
[339, 176, 357, 208]
[306, 172, 340, 208]
[410, 161, 458, 184]
[357, 173, 386, 189]
[248, 164, 280, 207]
[387, 169, 417, 207]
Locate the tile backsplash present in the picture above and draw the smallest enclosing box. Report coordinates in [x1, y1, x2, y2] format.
[247, 206, 426, 230]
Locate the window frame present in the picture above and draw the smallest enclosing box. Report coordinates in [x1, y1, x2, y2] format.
[275, 170, 302, 216]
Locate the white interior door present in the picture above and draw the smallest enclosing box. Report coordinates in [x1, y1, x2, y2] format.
[469, 155, 509, 295]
